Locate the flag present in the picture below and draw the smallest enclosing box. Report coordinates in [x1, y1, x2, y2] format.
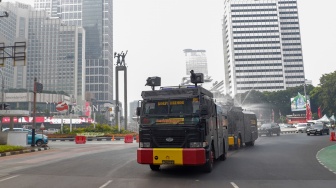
[317, 106, 322, 118]
[279, 110, 281, 117]
[306, 100, 312, 121]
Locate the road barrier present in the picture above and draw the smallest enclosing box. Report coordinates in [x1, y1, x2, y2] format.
[124, 135, 133, 143]
[330, 132, 336, 141]
[75, 136, 86, 144]
[136, 135, 139, 143]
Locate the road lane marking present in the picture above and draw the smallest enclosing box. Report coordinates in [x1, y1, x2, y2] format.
[99, 180, 113, 188]
[0, 175, 20, 182]
[230, 182, 239, 188]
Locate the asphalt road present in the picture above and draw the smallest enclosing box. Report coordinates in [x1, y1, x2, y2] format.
[0, 134, 335, 188]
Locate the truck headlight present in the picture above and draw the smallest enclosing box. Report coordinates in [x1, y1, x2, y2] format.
[140, 142, 151, 148]
[190, 142, 208, 148]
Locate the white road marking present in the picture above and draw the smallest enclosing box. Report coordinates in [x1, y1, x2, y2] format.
[230, 182, 239, 188]
[0, 175, 20, 182]
[99, 180, 113, 188]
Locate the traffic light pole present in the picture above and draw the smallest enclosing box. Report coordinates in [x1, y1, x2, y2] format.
[1, 68, 4, 109]
[31, 78, 37, 146]
[0, 68, 3, 129]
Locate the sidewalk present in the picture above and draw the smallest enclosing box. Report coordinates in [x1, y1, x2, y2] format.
[317, 143, 336, 174]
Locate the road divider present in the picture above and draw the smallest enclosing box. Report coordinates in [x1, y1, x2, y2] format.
[330, 131, 336, 141]
[49, 136, 138, 142]
[75, 135, 86, 144]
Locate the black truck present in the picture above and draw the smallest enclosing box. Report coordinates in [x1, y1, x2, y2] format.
[136, 73, 228, 172]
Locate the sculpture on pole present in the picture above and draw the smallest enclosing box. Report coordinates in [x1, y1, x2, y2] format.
[114, 50, 128, 66]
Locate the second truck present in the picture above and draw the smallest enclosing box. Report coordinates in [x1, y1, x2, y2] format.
[136, 71, 258, 172]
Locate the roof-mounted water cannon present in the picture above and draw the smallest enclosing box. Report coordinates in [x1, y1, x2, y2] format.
[190, 70, 204, 87]
[145, 76, 161, 91]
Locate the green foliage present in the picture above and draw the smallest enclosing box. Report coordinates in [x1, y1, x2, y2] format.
[237, 71, 336, 120]
[315, 71, 336, 115]
[0, 145, 25, 153]
[60, 123, 134, 134]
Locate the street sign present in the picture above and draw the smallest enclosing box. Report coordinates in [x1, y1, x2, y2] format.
[56, 101, 69, 112]
[40, 123, 45, 130]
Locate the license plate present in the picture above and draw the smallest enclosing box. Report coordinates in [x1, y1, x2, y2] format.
[162, 160, 174, 164]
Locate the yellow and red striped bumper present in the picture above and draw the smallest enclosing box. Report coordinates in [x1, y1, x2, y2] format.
[137, 148, 206, 165]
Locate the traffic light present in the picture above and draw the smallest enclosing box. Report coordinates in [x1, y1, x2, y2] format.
[0, 103, 10, 110]
[35, 82, 43, 93]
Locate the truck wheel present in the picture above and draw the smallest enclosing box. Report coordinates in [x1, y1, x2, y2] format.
[219, 142, 227, 161]
[203, 147, 214, 173]
[247, 141, 255, 146]
[149, 164, 160, 171]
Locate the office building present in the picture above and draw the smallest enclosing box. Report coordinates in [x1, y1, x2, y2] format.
[0, 2, 31, 91]
[222, 0, 305, 96]
[34, 0, 114, 105]
[181, 49, 213, 86]
[183, 49, 209, 76]
[27, 10, 85, 103]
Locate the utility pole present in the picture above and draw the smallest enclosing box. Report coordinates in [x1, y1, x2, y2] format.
[31, 78, 37, 146]
[31, 78, 43, 146]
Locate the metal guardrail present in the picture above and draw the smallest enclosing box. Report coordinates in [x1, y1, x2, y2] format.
[49, 137, 136, 142]
[280, 128, 297, 134]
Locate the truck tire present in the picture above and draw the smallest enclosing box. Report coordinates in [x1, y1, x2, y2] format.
[219, 141, 227, 161]
[203, 147, 214, 173]
[149, 164, 160, 171]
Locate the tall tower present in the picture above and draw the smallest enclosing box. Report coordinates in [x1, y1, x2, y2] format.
[222, 0, 305, 97]
[34, 0, 114, 105]
[0, 2, 31, 90]
[27, 10, 85, 101]
[183, 49, 209, 76]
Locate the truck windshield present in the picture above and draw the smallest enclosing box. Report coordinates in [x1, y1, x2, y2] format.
[141, 98, 200, 125]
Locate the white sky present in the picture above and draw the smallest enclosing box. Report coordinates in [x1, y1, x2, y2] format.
[4, 0, 336, 104]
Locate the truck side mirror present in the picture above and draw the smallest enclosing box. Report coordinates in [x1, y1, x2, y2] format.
[136, 107, 141, 116]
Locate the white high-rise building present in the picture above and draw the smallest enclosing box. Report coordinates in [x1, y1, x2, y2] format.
[222, 0, 305, 97]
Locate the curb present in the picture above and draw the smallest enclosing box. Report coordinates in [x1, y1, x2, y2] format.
[0, 146, 50, 157]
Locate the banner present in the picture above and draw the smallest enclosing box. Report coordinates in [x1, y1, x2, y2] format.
[306, 100, 312, 121]
[290, 92, 307, 112]
[317, 106, 322, 118]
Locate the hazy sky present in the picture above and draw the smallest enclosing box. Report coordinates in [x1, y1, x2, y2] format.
[4, 0, 336, 104]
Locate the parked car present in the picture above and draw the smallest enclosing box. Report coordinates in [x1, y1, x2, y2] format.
[307, 123, 330, 136]
[258, 123, 281, 136]
[2, 128, 48, 146]
[296, 123, 310, 133]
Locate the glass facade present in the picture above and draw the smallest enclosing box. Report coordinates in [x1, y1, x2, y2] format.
[222, 0, 305, 96]
[27, 10, 85, 102]
[34, 0, 114, 104]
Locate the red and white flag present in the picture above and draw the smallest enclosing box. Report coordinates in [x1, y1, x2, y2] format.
[306, 100, 312, 121]
[317, 106, 322, 118]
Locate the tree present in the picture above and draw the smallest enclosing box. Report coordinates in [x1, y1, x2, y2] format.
[313, 71, 336, 115]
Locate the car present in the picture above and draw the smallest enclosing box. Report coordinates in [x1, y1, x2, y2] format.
[307, 123, 330, 136]
[296, 123, 310, 133]
[258, 123, 281, 136]
[2, 128, 48, 146]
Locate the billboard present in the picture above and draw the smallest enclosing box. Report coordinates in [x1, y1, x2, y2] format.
[290, 92, 307, 112]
